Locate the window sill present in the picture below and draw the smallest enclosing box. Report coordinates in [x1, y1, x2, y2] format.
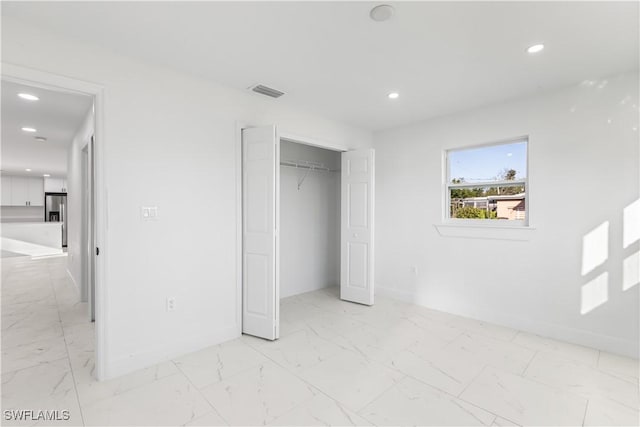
[434, 223, 536, 241]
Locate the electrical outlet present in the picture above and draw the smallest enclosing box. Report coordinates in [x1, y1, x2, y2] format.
[166, 297, 176, 312]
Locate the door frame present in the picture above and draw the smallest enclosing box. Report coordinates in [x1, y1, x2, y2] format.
[81, 137, 96, 321]
[81, 146, 89, 303]
[235, 122, 349, 336]
[2, 62, 108, 380]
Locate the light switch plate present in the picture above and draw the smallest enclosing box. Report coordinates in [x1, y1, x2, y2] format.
[141, 206, 159, 221]
[166, 297, 176, 312]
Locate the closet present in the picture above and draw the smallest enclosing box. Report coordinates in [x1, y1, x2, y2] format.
[241, 126, 375, 340]
[279, 140, 341, 299]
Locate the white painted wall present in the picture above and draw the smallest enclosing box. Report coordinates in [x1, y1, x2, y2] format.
[66, 108, 94, 298]
[1, 19, 372, 378]
[280, 141, 340, 298]
[374, 71, 640, 357]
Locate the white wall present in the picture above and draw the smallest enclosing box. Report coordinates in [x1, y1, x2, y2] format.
[66, 108, 94, 297]
[280, 141, 340, 298]
[1, 18, 372, 378]
[374, 71, 640, 357]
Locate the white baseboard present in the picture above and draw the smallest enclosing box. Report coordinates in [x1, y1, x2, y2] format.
[376, 285, 416, 303]
[105, 324, 239, 380]
[281, 283, 337, 299]
[376, 285, 639, 359]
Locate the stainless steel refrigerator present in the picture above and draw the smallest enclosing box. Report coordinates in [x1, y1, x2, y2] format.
[45, 193, 67, 247]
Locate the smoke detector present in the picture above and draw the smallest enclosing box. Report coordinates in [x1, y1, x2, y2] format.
[249, 84, 285, 99]
[370, 4, 395, 22]
[34, 136, 47, 142]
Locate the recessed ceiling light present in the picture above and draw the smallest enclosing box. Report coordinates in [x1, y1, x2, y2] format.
[21, 127, 37, 132]
[388, 92, 399, 99]
[43, 174, 50, 177]
[18, 93, 39, 101]
[34, 136, 47, 142]
[25, 169, 31, 172]
[370, 4, 395, 22]
[526, 44, 545, 54]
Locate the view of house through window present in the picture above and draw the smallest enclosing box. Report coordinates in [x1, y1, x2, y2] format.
[447, 139, 527, 223]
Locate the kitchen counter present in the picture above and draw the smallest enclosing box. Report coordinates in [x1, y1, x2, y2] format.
[1, 221, 63, 250]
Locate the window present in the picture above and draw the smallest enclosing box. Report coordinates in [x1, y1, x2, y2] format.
[446, 138, 528, 225]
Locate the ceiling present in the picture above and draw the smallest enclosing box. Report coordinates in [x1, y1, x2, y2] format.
[1, 80, 93, 177]
[2, 2, 638, 131]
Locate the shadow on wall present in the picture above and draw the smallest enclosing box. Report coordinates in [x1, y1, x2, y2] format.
[581, 199, 640, 314]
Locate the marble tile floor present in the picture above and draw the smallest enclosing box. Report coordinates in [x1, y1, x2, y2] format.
[2, 256, 638, 426]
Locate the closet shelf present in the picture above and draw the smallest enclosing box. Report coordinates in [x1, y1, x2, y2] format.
[280, 159, 338, 172]
[280, 159, 339, 190]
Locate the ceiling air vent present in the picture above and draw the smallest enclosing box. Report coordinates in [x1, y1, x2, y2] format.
[250, 84, 285, 99]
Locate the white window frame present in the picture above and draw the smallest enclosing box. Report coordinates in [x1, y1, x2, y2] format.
[444, 137, 529, 227]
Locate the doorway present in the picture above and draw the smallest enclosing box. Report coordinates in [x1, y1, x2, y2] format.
[240, 125, 375, 340]
[1, 63, 106, 379]
[279, 140, 341, 300]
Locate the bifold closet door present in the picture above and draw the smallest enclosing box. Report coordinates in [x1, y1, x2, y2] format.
[341, 148, 375, 305]
[242, 126, 279, 340]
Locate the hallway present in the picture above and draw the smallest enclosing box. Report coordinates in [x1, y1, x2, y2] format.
[2, 254, 91, 425]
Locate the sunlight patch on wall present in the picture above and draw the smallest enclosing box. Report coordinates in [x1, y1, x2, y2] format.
[623, 199, 640, 249]
[623, 252, 639, 291]
[581, 272, 609, 314]
[581, 221, 609, 276]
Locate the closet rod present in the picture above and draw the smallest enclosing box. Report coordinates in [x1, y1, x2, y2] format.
[279, 160, 338, 172]
[280, 159, 340, 190]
